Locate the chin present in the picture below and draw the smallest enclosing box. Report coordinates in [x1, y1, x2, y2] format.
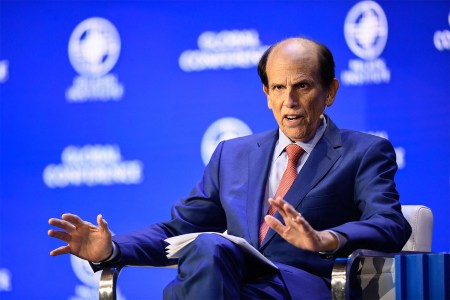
[287, 130, 314, 142]
[286, 132, 307, 142]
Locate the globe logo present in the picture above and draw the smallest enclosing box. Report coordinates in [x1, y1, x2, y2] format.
[201, 117, 252, 165]
[68, 17, 121, 77]
[70, 253, 126, 299]
[344, 1, 388, 60]
[70, 254, 101, 288]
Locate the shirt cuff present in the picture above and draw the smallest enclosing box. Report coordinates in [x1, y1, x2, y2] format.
[90, 242, 118, 265]
[319, 230, 348, 254]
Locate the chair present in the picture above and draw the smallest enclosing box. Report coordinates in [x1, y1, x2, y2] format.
[98, 205, 433, 300]
[331, 205, 433, 300]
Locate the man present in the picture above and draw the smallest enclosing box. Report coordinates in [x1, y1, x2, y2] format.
[48, 37, 412, 299]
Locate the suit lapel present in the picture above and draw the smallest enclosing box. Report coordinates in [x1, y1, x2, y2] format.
[246, 130, 278, 248]
[260, 117, 343, 248]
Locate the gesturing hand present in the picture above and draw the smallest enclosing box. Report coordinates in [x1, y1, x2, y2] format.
[264, 197, 338, 252]
[48, 214, 113, 263]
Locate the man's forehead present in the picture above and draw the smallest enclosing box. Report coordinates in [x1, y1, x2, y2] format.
[268, 39, 319, 65]
[266, 66, 318, 86]
[266, 40, 320, 80]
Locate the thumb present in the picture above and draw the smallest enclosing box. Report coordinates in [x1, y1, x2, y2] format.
[97, 214, 109, 232]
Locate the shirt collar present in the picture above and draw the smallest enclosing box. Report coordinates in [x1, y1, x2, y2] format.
[274, 117, 328, 159]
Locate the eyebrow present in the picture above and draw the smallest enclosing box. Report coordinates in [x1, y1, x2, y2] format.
[269, 77, 313, 87]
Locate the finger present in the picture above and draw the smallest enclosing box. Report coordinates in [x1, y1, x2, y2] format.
[50, 245, 71, 256]
[48, 218, 76, 233]
[269, 197, 301, 221]
[282, 203, 302, 220]
[273, 198, 300, 223]
[62, 213, 85, 228]
[295, 215, 314, 233]
[265, 215, 285, 234]
[269, 197, 286, 209]
[48, 229, 72, 243]
[290, 213, 302, 223]
[281, 201, 298, 216]
[97, 214, 109, 233]
[269, 197, 289, 219]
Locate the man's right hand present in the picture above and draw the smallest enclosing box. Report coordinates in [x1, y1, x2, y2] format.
[48, 213, 113, 263]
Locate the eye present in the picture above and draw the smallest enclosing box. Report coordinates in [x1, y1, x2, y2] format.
[272, 84, 284, 91]
[297, 82, 310, 89]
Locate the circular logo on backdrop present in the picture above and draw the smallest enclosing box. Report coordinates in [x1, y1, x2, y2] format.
[344, 1, 388, 60]
[70, 254, 101, 287]
[201, 117, 252, 165]
[68, 17, 121, 77]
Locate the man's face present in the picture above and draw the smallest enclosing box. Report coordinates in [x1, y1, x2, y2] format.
[264, 41, 337, 142]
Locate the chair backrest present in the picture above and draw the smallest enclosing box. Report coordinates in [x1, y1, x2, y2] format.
[400, 205, 433, 252]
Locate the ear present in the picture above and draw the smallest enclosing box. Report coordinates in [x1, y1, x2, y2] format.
[325, 78, 339, 107]
[263, 85, 273, 109]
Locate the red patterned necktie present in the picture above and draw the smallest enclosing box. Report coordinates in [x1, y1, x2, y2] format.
[258, 143, 304, 245]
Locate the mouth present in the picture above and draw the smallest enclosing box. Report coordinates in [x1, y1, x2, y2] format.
[283, 114, 305, 127]
[284, 113, 305, 120]
[285, 115, 301, 121]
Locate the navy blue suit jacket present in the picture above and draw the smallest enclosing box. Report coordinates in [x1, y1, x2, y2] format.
[107, 117, 412, 298]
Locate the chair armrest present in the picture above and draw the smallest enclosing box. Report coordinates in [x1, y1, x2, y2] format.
[331, 249, 397, 300]
[331, 250, 432, 300]
[98, 265, 178, 300]
[99, 267, 123, 300]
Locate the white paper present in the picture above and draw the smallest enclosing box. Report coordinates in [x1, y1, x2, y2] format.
[165, 232, 278, 269]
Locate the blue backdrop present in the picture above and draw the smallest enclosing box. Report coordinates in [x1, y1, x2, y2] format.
[1, 0, 449, 299]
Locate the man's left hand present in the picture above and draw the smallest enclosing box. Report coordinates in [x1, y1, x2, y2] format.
[265, 197, 339, 252]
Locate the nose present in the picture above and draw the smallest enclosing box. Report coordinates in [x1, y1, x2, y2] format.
[284, 88, 299, 108]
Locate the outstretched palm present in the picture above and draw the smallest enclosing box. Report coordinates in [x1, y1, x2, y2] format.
[48, 214, 113, 262]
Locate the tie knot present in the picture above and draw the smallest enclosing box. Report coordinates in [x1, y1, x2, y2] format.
[285, 144, 303, 165]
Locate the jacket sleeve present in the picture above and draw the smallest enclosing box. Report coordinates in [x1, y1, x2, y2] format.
[331, 137, 412, 256]
[100, 141, 228, 268]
